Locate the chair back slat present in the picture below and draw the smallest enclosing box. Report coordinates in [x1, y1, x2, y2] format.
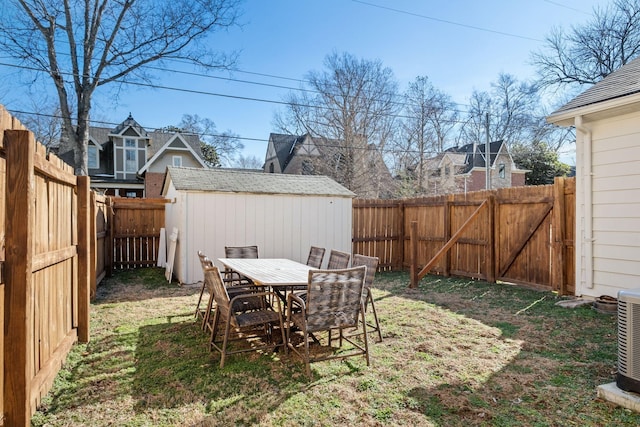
[351, 254, 379, 305]
[204, 266, 232, 320]
[225, 245, 259, 259]
[305, 266, 366, 332]
[306, 246, 325, 268]
[351, 254, 378, 288]
[327, 249, 350, 269]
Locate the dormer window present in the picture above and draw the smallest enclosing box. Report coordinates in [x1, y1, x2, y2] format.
[124, 138, 137, 172]
[499, 163, 506, 179]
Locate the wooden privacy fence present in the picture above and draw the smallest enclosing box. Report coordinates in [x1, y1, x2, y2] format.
[353, 177, 575, 294]
[0, 105, 91, 426]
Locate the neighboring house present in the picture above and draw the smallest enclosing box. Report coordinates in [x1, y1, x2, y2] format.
[161, 166, 355, 284]
[263, 133, 397, 198]
[547, 56, 640, 299]
[59, 114, 207, 197]
[421, 141, 527, 195]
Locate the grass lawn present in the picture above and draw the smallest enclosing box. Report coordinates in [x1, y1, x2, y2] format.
[31, 267, 640, 426]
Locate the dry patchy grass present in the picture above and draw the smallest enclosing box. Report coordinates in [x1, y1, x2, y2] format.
[31, 268, 640, 426]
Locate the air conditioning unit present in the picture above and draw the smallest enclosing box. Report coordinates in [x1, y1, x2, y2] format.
[617, 289, 640, 393]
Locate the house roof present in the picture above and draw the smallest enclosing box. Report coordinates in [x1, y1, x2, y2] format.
[446, 141, 505, 173]
[163, 166, 356, 197]
[148, 131, 202, 158]
[139, 133, 207, 175]
[268, 133, 306, 171]
[548, 56, 640, 125]
[111, 113, 148, 137]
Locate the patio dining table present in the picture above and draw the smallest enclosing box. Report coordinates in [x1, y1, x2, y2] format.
[217, 257, 313, 290]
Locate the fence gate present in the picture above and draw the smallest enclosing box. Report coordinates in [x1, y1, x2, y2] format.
[110, 198, 168, 271]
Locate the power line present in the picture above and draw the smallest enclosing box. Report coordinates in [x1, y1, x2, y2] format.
[0, 60, 474, 120]
[351, 0, 543, 42]
[542, 0, 592, 15]
[10, 106, 566, 160]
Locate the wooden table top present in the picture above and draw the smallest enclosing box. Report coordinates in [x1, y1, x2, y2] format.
[217, 258, 313, 288]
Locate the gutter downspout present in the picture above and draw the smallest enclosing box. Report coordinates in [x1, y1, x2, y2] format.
[575, 115, 594, 289]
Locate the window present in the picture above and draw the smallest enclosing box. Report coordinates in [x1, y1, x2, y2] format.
[269, 162, 274, 173]
[444, 165, 450, 176]
[126, 191, 137, 198]
[88, 145, 99, 169]
[124, 138, 137, 172]
[172, 155, 182, 167]
[499, 163, 506, 179]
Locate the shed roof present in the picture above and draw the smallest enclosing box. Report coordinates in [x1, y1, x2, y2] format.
[164, 166, 355, 197]
[550, 56, 640, 115]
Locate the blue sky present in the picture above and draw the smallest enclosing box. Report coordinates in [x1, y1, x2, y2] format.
[1, 0, 606, 164]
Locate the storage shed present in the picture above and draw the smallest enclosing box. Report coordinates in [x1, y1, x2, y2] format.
[547, 57, 640, 299]
[161, 166, 355, 284]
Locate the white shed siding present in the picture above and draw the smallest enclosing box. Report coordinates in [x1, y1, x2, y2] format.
[171, 190, 352, 284]
[576, 110, 640, 297]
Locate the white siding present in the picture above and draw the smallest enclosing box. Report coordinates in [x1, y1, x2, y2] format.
[576, 110, 640, 298]
[168, 190, 353, 284]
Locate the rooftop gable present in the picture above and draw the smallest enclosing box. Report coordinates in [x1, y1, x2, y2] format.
[110, 113, 148, 137]
[139, 133, 207, 175]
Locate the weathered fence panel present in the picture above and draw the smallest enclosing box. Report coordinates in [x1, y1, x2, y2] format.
[353, 178, 576, 294]
[111, 198, 168, 270]
[352, 199, 402, 271]
[1, 105, 90, 426]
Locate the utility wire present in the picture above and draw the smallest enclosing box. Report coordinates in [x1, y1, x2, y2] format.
[9, 107, 560, 158]
[0, 61, 479, 121]
[351, 0, 543, 42]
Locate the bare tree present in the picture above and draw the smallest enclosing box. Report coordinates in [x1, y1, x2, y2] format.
[275, 51, 399, 197]
[532, 0, 640, 90]
[233, 154, 263, 169]
[459, 73, 541, 147]
[15, 99, 62, 148]
[399, 76, 458, 194]
[178, 114, 243, 167]
[0, 0, 242, 175]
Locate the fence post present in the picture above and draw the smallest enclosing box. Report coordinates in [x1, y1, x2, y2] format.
[77, 176, 91, 343]
[4, 129, 35, 427]
[409, 221, 418, 288]
[553, 177, 566, 295]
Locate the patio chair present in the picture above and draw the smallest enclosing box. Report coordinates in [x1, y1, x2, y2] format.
[286, 265, 369, 378]
[306, 246, 326, 269]
[205, 265, 286, 368]
[289, 248, 350, 307]
[194, 250, 211, 321]
[278, 246, 325, 300]
[351, 254, 383, 342]
[196, 251, 264, 333]
[224, 245, 259, 286]
[327, 249, 351, 269]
